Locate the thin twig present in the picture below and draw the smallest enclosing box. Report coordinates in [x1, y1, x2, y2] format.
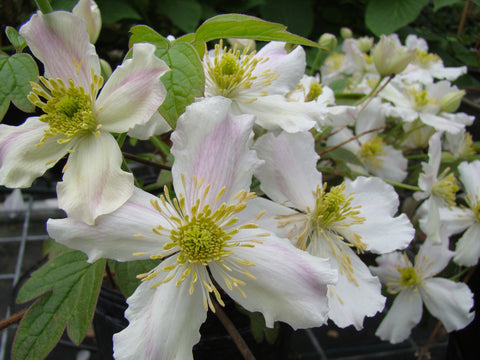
[212, 299, 256, 360]
[317, 126, 385, 156]
[122, 152, 171, 171]
[0, 310, 26, 331]
[458, 0, 471, 35]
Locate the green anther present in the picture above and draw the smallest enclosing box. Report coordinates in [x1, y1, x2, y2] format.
[432, 168, 459, 207]
[398, 266, 421, 288]
[305, 82, 323, 102]
[29, 77, 98, 144]
[359, 134, 386, 169]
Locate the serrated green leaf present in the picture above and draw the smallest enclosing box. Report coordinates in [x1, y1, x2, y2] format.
[365, 0, 429, 36]
[110, 259, 159, 298]
[159, 0, 202, 33]
[0, 53, 38, 118]
[5, 26, 27, 52]
[13, 251, 106, 360]
[433, 0, 462, 11]
[156, 42, 205, 128]
[194, 14, 319, 48]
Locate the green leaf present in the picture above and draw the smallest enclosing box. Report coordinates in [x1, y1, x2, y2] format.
[159, 0, 203, 33]
[156, 42, 205, 128]
[12, 249, 106, 359]
[194, 14, 320, 48]
[5, 26, 27, 52]
[110, 259, 159, 298]
[433, 0, 462, 11]
[325, 147, 363, 167]
[365, 0, 429, 36]
[0, 53, 38, 121]
[259, 0, 314, 37]
[97, 0, 141, 23]
[129, 25, 170, 49]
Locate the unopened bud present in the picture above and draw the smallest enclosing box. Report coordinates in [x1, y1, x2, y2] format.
[355, 36, 374, 53]
[340, 27, 352, 39]
[318, 33, 337, 52]
[440, 90, 465, 113]
[73, 0, 101, 43]
[372, 35, 415, 77]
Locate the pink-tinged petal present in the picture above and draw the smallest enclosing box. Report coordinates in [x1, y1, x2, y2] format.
[326, 244, 386, 329]
[19, 11, 99, 90]
[0, 118, 71, 187]
[72, 0, 101, 44]
[211, 231, 337, 329]
[459, 161, 480, 200]
[254, 131, 322, 211]
[171, 97, 260, 206]
[345, 177, 414, 253]
[375, 290, 423, 344]
[254, 42, 306, 95]
[421, 278, 475, 332]
[56, 131, 133, 224]
[95, 43, 169, 133]
[416, 238, 453, 278]
[454, 223, 480, 266]
[127, 111, 171, 140]
[114, 271, 207, 360]
[47, 187, 169, 262]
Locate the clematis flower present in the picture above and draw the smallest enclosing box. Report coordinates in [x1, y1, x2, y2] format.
[252, 130, 414, 329]
[47, 97, 337, 360]
[370, 238, 474, 344]
[72, 0, 101, 43]
[438, 160, 480, 266]
[203, 40, 319, 132]
[0, 11, 169, 224]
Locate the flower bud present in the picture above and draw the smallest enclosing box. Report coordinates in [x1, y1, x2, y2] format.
[372, 35, 415, 77]
[340, 27, 353, 39]
[440, 90, 465, 113]
[72, 0, 101, 43]
[355, 36, 374, 53]
[318, 33, 337, 52]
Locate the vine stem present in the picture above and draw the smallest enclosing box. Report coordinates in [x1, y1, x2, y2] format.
[458, 0, 471, 35]
[0, 310, 26, 331]
[317, 126, 385, 156]
[122, 152, 171, 170]
[212, 298, 256, 360]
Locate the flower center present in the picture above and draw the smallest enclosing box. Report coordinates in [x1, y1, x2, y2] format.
[304, 82, 323, 102]
[359, 134, 386, 170]
[432, 167, 458, 207]
[398, 266, 421, 288]
[204, 41, 278, 100]
[415, 49, 441, 67]
[406, 86, 439, 112]
[28, 74, 103, 145]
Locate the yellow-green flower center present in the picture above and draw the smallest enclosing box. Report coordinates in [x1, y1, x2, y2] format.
[28, 74, 103, 145]
[305, 82, 323, 102]
[432, 167, 459, 207]
[359, 134, 386, 170]
[406, 87, 439, 112]
[415, 49, 441, 67]
[398, 266, 421, 288]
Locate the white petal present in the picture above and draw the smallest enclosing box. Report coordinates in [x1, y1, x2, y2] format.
[254, 131, 322, 210]
[421, 278, 475, 332]
[326, 245, 386, 329]
[0, 118, 71, 187]
[459, 161, 480, 200]
[19, 11, 99, 90]
[438, 205, 475, 236]
[171, 97, 259, 206]
[56, 131, 133, 224]
[211, 231, 337, 329]
[95, 43, 169, 133]
[72, 0, 102, 44]
[371, 145, 408, 183]
[420, 113, 464, 134]
[454, 223, 480, 266]
[47, 188, 168, 262]
[370, 251, 406, 285]
[375, 290, 423, 344]
[114, 272, 206, 360]
[345, 177, 414, 253]
[127, 111, 171, 140]
[416, 237, 453, 278]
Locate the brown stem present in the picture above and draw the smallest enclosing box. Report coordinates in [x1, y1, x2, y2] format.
[122, 152, 171, 171]
[317, 126, 385, 156]
[212, 299, 256, 360]
[458, 0, 471, 35]
[105, 262, 118, 289]
[0, 310, 26, 331]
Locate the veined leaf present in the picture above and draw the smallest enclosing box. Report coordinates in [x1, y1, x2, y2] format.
[194, 14, 319, 48]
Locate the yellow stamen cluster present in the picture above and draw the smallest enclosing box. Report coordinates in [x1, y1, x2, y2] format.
[359, 134, 387, 170]
[205, 41, 278, 100]
[137, 175, 263, 312]
[305, 81, 323, 102]
[386, 253, 423, 294]
[406, 87, 439, 112]
[28, 72, 103, 145]
[414, 49, 441, 67]
[432, 167, 459, 207]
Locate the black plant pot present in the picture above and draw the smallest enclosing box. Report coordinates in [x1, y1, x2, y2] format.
[93, 286, 292, 360]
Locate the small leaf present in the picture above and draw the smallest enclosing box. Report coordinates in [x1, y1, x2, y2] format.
[194, 14, 319, 48]
[365, 0, 429, 36]
[325, 147, 363, 167]
[129, 25, 170, 49]
[433, 0, 462, 12]
[5, 26, 27, 52]
[110, 259, 159, 298]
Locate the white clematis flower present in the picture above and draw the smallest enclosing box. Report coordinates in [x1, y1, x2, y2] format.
[370, 238, 475, 344]
[47, 97, 337, 360]
[252, 130, 414, 329]
[203, 41, 318, 132]
[439, 160, 480, 266]
[0, 11, 169, 224]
